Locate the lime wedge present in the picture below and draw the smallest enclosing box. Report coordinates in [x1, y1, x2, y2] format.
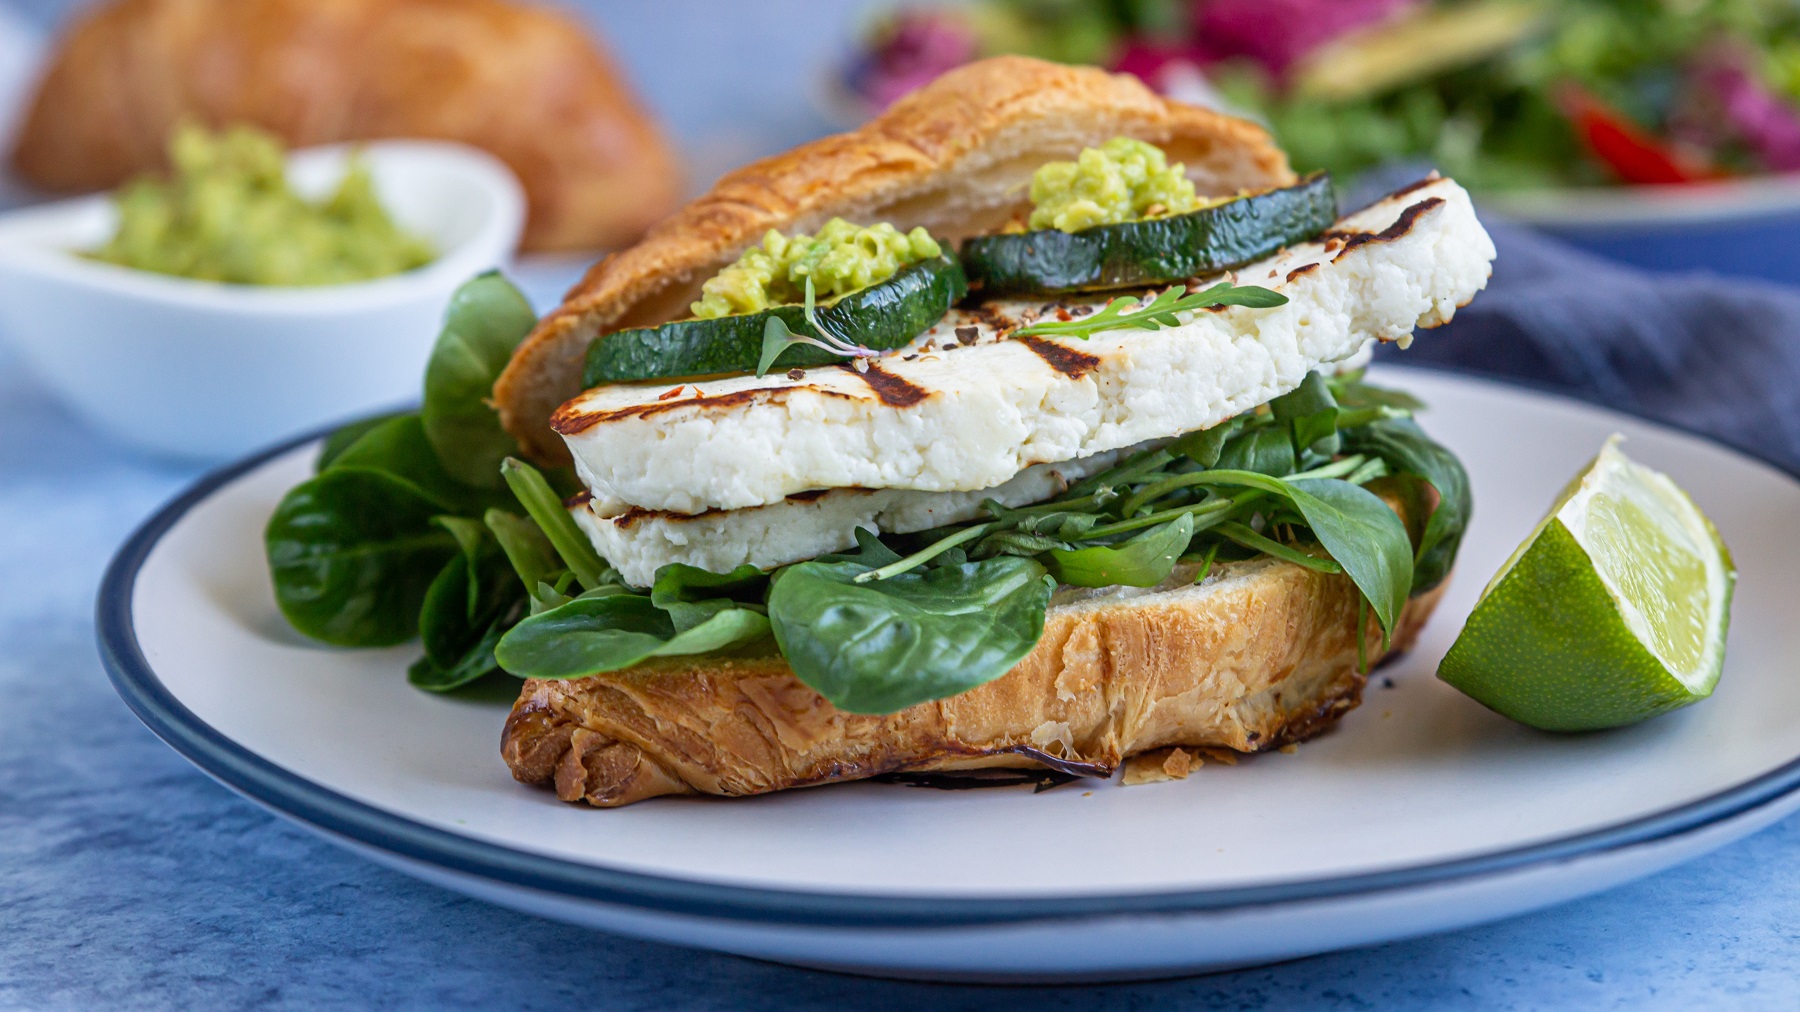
[1439, 436, 1735, 731]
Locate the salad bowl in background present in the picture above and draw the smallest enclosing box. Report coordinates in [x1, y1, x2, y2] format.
[1478, 175, 1800, 283]
[0, 140, 525, 459]
[831, 0, 1800, 286]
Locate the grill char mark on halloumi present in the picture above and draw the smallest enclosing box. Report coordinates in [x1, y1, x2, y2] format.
[554, 177, 1495, 516]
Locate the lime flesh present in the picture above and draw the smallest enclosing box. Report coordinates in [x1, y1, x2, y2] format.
[1438, 437, 1735, 731]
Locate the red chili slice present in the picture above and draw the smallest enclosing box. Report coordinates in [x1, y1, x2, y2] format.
[1556, 82, 1724, 186]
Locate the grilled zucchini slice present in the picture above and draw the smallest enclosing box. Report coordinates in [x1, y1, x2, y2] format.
[961, 173, 1336, 296]
[583, 254, 968, 386]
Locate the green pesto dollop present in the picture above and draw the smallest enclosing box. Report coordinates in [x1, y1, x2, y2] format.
[690, 218, 943, 319]
[89, 123, 435, 286]
[1028, 137, 1203, 233]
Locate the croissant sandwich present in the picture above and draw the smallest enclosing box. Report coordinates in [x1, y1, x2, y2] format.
[262, 57, 1497, 807]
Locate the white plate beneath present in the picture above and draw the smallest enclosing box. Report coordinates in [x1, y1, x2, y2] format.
[99, 366, 1800, 981]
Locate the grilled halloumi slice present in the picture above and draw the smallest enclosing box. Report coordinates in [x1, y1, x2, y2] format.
[570, 444, 1153, 587]
[551, 177, 1493, 517]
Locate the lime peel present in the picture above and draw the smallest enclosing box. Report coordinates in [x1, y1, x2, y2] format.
[1438, 436, 1735, 731]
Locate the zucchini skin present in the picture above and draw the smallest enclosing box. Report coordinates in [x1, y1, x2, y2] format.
[583, 255, 968, 385]
[961, 173, 1337, 295]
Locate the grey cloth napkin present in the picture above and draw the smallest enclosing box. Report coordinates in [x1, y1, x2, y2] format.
[1385, 217, 1800, 474]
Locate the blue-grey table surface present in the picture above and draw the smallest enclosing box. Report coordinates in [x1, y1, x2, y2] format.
[5, 1, 1800, 1008]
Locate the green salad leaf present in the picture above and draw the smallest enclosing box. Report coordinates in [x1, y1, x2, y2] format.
[495, 591, 770, 680]
[265, 468, 459, 646]
[1284, 477, 1414, 637]
[651, 563, 769, 631]
[326, 414, 510, 516]
[266, 271, 554, 675]
[408, 615, 510, 692]
[1168, 418, 1240, 469]
[1216, 424, 1297, 477]
[1342, 417, 1472, 593]
[500, 457, 613, 592]
[1271, 370, 1341, 458]
[769, 551, 1055, 714]
[316, 410, 409, 473]
[484, 509, 564, 609]
[1045, 513, 1194, 588]
[417, 516, 522, 674]
[421, 271, 540, 488]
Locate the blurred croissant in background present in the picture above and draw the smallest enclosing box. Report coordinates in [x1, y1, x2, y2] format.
[9, 0, 684, 252]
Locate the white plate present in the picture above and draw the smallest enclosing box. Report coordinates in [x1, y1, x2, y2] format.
[98, 366, 1800, 982]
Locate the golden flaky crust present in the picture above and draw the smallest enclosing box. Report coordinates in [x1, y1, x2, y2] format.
[493, 56, 1295, 463]
[9, 0, 682, 252]
[502, 559, 1448, 807]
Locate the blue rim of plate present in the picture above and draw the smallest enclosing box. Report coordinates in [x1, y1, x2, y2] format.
[97, 366, 1800, 930]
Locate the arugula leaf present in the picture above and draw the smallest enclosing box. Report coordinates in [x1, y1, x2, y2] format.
[265, 468, 459, 646]
[1213, 521, 1343, 574]
[1341, 418, 1471, 593]
[768, 554, 1054, 714]
[495, 592, 770, 679]
[972, 529, 1070, 560]
[1060, 447, 1172, 503]
[421, 272, 539, 488]
[1013, 281, 1288, 340]
[1099, 466, 1414, 636]
[982, 502, 1104, 542]
[1044, 513, 1194, 588]
[1271, 371, 1341, 458]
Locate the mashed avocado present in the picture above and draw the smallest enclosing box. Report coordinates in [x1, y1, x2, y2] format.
[691, 218, 942, 319]
[1028, 137, 1204, 233]
[91, 123, 435, 286]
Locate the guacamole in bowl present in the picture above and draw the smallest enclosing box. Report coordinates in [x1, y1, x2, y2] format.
[91, 124, 436, 287]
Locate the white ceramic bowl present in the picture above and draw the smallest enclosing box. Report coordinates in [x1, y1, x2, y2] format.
[0, 141, 526, 459]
